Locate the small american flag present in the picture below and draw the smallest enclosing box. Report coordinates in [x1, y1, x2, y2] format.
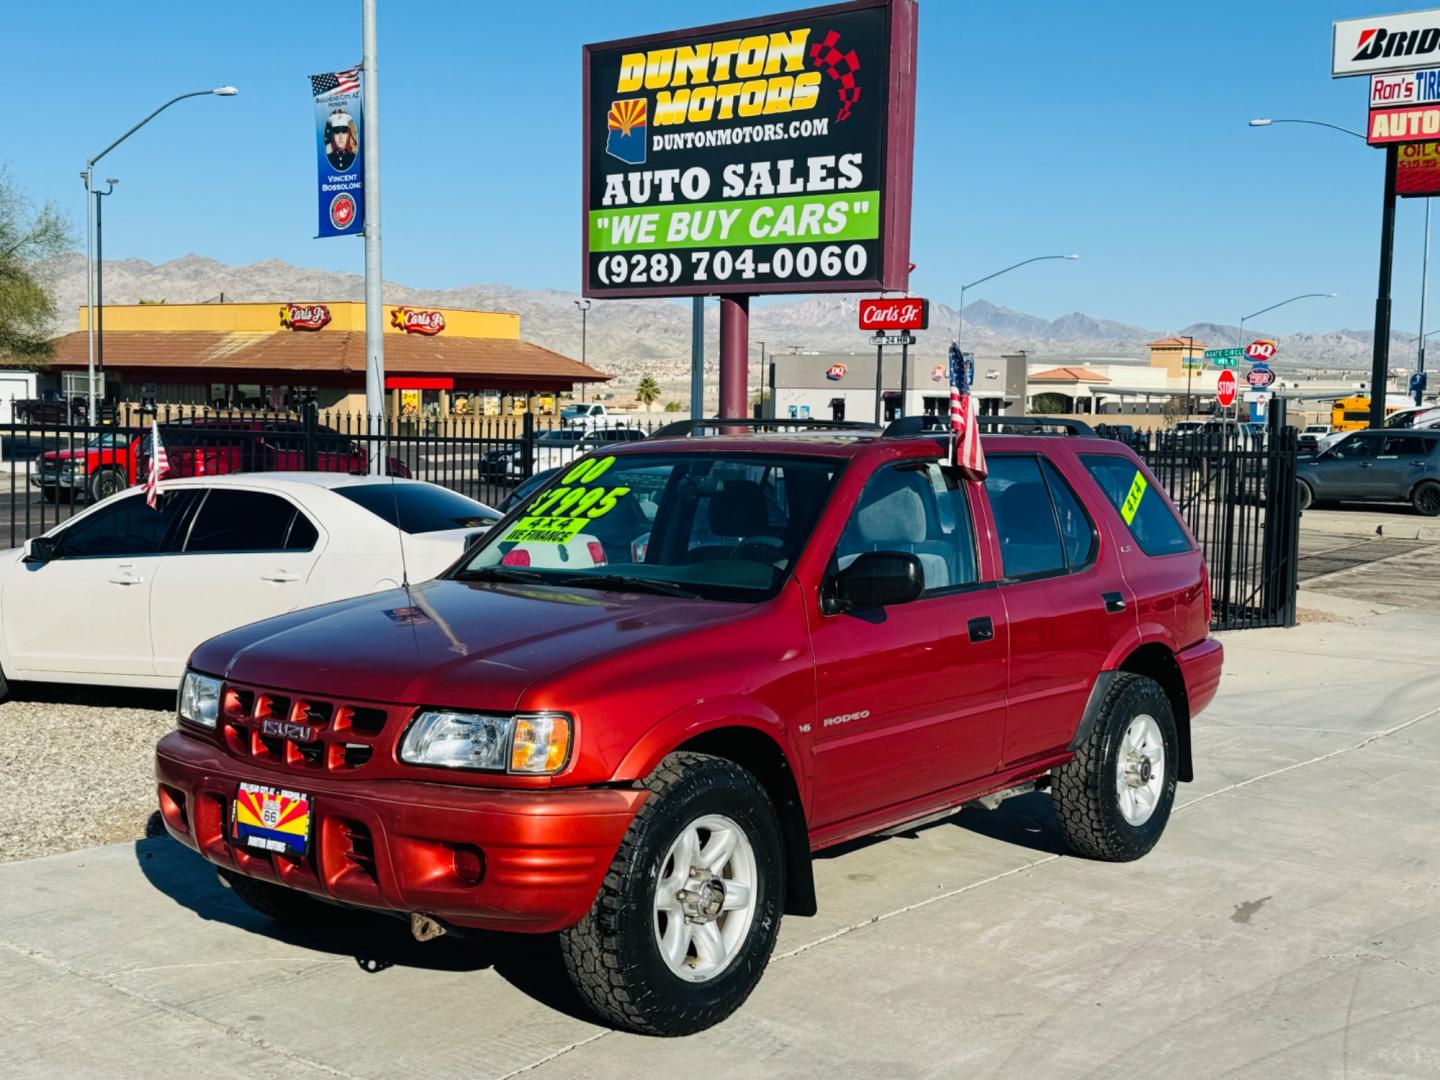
[310, 65, 360, 97]
[145, 420, 169, 509]
[948, 343, 987, 480]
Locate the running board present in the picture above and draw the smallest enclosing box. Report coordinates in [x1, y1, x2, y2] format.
[876, 780, 1041, 837]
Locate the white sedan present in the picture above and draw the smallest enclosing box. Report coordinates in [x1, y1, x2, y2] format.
[0, 473, 499, 693]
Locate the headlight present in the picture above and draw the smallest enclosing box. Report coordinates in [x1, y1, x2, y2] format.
[399, 710, 573, 774]
[178, 671, 223, 729]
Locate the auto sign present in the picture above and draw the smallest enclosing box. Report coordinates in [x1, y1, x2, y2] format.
[1246, 365, 1276, 389]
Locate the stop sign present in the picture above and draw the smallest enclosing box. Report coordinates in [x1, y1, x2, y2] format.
[1216, 369, 1238, 408]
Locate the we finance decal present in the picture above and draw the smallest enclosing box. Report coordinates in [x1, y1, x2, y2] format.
[583, 0, 916, 299]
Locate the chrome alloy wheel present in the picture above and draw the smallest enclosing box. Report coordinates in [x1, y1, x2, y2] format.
[1116, 713, 1165, 826]
[653, 813, 758, 982]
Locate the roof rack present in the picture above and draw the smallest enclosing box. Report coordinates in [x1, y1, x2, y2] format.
[649, 417, 883, 438]
[881, 415, 1096, 438]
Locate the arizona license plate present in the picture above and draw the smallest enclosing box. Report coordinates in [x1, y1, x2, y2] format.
[233, 783, 311, 857]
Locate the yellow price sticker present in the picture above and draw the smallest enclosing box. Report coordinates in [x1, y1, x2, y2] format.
[1120, 471, 1149, 525]
[504, 516, 590, 545]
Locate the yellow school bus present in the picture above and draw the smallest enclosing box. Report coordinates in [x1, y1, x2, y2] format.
[1331, 395, 1403, 431]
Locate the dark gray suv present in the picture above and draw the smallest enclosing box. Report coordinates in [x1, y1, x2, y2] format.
[1297, 428, 1440, 516]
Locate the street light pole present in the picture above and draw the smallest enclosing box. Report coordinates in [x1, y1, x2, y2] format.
[83, 85, 237, 420]
[1419, 199, 1431, 406]
[574, 299, 591, 403]
[361, 0, 384, 465]
[93, 179, 116, 414]
[955, 254, 1079, 412]
[1235, 292, 1335, 421]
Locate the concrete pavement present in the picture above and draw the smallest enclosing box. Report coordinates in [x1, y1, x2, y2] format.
[4, 600, 1440, 1079]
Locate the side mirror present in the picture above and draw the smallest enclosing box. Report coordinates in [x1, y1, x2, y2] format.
[827, 551, 925, 614]
[24, 536, 58, 564]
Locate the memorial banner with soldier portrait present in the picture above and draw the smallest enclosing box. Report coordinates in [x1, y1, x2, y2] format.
[310, 65, 365, 238]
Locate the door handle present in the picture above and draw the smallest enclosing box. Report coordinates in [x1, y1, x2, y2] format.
[1102, 592, 1127, 614]
[108, 571, 143, 586]
[261, 571, 301, 583]
[967, 616, 994, 643]
[1359, 462, 1373, 469]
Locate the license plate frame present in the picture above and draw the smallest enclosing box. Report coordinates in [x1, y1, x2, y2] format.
[233, 782, 312, 858]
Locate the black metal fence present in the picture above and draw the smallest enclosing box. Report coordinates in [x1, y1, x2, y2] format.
[1135, 405, 1300, 630]
[1, 401, 1299, 630]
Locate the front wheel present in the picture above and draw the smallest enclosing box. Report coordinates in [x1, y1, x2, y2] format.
[1053, 673, 1178, 862]
[88, 468, 125, 503]
[1296, 479, 1314, 512]
[1413, 480, 1440, 518]
[560, 752, 784, 1036]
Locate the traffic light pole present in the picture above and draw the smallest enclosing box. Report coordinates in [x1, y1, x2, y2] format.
[1369, 145, 1398, 431]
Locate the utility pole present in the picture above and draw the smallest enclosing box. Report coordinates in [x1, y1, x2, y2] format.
[574, 299, 591, 403]
[362, 0, 385, 463]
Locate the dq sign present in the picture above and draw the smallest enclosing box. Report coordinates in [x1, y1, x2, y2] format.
[826, 363, 848, 381]
[1245, 339, 1277, 362]
[858, 297, 929, 331]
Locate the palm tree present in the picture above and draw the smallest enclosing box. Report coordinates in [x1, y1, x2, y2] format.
[636, 376, 661, 411]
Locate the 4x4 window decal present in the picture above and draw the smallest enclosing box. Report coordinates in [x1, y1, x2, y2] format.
[1120, 471, 1149, 526]
[504, 456, 632, 544]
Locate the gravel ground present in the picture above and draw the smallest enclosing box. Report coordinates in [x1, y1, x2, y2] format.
[0, 682, 176, 863]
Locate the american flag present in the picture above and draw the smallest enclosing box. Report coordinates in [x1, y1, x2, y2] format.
[948, 342, 987, 480]
[145, 420, 169, 509]
[310, 66, 360, 97]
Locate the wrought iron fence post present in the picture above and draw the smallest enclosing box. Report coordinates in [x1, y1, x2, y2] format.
[301, 395, 319, 471]
[521, 411, 535, 479]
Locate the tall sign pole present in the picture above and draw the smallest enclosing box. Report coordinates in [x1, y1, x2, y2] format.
[362, 0, 385, 457]
[1370, 144, 1398, 430]
[719, 298, 749, 419]
[690, 297, 705, 420]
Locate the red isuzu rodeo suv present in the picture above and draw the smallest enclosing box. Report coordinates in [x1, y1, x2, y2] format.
[156, 419, 1223, 1035]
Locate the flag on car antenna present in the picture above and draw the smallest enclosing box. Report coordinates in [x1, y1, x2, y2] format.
[145, 419, 170, 509]
[948, 343, 987, 480]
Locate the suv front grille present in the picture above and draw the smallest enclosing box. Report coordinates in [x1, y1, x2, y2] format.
[220, 681, 395, 774]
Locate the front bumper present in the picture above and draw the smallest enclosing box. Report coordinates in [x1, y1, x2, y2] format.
[31, 474, 84, 490]
[155, 730, 646, 933]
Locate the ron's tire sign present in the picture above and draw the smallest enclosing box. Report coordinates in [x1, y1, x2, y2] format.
[1216, 369, 1238, 409]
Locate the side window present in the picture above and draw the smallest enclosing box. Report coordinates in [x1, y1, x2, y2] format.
[1081, 455, 1192, 557]
[1329, 434, 1382, 460]
[1381, 435, 1428, 457]
[984, 455, 1068, 579]
[56, 491, 196, 559]
[1040, 459, 1097, 569]
[834, 463, 978, 594]
[185, 490, 311, 553]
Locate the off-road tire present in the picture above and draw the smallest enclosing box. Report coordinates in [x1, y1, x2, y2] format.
[1296, 479, 1314, 512]
[40, 487, 59, 503]
[1053, 673, 1178, 862]
[560, 752, 785, 1036]
[88, 468, 125, 504]
[220, 870, 332, 926]
[1413, 480, 1440, 518]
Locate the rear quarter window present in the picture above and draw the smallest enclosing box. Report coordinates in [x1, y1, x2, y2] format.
[1081, 455, 1191, 557]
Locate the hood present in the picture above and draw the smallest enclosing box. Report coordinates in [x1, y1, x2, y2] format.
[40, 449, 84, 463]
[190, 577, 741, 712]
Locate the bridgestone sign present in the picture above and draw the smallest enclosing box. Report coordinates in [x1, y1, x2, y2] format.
[582, 0, 918, 298]
[1334, 10, 1440, 79]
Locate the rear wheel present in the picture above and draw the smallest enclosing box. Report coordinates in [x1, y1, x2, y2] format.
[1053, 674, 1178, 862]
[40, 487, 59, 503]
[88, 468, 125, 503]
[560, 752, 784, 1036]
[1413, 480, 1440, 518]
[1296, 479, 1314, 512]
[220, 871, 332, 927]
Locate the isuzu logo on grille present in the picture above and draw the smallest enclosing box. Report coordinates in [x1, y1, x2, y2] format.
[262, 719, 315, 741]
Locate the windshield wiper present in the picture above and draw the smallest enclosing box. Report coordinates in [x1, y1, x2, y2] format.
[555, 573, 704, 600]
[455, 565, 549, 584]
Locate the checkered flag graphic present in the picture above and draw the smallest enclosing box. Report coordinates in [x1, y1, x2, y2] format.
[809, 30, 861, 121]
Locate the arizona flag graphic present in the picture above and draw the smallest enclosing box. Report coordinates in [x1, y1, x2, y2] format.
[606, 98, 647, 164]
[234, 786, 311, 854]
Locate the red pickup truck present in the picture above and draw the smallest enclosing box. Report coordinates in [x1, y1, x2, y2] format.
[157, 421, 1223, 1035]
[34, 418, 408, 502]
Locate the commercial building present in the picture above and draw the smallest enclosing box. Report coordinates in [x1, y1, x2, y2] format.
[770, 352, 1029, 423]
[47, 301, 609, 417]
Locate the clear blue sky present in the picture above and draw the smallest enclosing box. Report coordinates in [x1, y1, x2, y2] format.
[0, 0, 1428, 338]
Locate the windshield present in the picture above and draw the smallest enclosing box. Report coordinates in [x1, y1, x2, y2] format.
[537, 429, 586, 445]
[88, 433, 129, 449]
[335, 483, 500, 532]
[453, 452, 843, 602]
[561, 405, 588, 418]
